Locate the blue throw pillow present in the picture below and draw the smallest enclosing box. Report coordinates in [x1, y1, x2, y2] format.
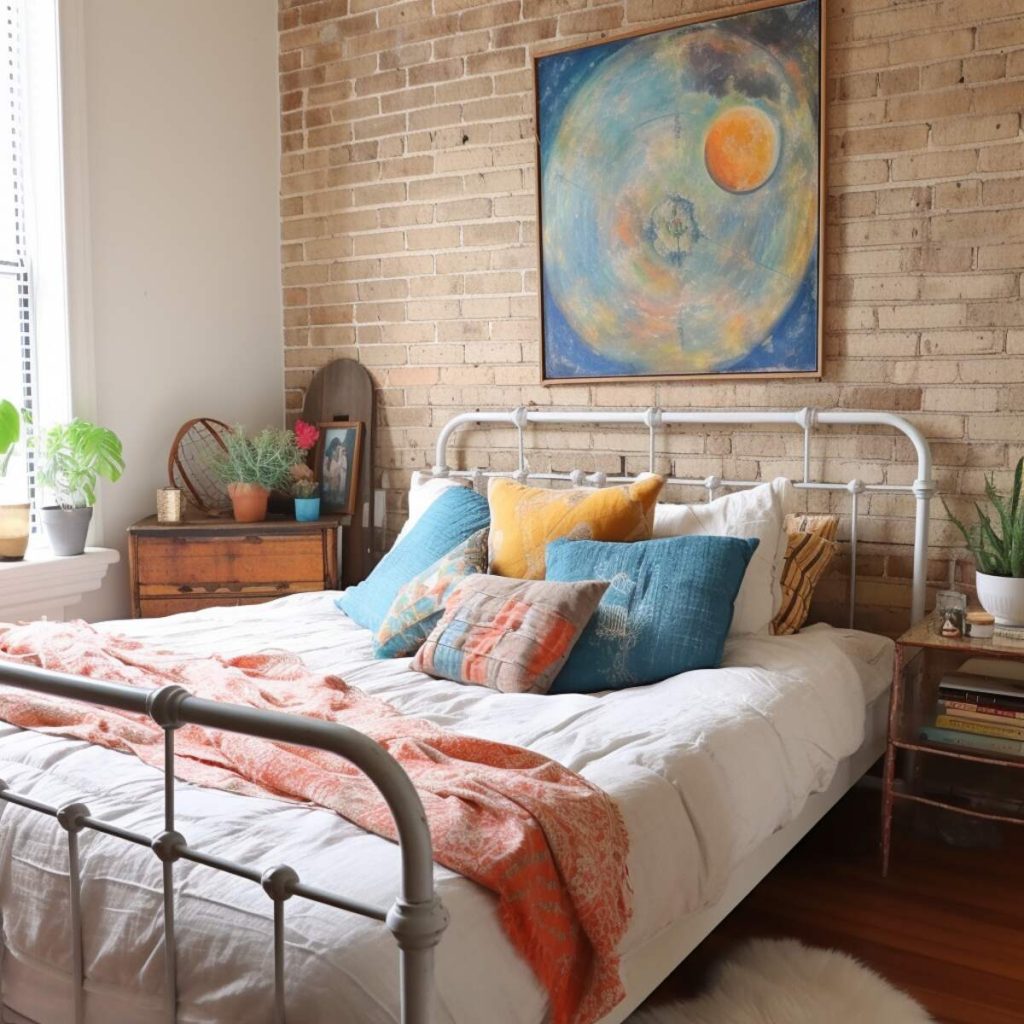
[336, 487, 489, 633]
[545, 534, 759, 694]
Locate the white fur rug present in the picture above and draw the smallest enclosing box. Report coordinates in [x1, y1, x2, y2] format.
[629, 939, 935, 1024]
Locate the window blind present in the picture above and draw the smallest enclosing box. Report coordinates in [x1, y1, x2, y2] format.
[0, 0, 34, 509]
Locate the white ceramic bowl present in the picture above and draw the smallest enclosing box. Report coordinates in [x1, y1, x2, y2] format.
[975, 571, 1024, 626]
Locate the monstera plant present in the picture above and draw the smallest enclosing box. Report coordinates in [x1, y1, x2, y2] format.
[36, 419, 125, 556]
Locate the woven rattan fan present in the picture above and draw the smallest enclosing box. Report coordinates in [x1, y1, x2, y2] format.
[167, 417, 232, 514]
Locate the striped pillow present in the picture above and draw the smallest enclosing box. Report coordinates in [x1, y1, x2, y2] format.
[772, 514, 839, 635]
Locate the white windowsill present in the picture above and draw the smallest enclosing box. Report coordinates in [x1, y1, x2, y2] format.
[0, 546, 119, 622]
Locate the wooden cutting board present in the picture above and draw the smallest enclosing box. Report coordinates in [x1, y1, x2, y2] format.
[301, 358, 376, 587]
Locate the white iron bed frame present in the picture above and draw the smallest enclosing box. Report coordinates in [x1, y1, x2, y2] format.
[0, 406, 934, 1024]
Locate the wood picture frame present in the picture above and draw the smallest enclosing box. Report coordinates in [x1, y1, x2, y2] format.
[533, 0, 826, 385]
[314, 421, 363, 516]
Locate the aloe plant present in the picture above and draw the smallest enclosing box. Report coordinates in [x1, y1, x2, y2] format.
[943, 457, 1024, 578]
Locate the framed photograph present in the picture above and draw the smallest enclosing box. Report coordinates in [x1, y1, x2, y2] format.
[315, 421, 363, 516]
[534, 0, 825, 384]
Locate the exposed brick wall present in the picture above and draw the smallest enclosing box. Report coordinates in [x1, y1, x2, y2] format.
[278, 0, 1024, 632]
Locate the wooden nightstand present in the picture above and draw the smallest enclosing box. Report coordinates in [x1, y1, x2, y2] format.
[882, 616, 1024, 875]
[127, 513, 346, 618]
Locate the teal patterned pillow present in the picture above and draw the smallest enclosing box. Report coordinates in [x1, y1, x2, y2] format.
[373, 528, 489, 658]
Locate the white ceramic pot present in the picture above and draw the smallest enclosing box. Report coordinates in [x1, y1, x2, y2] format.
[975, 571, 1024, 626]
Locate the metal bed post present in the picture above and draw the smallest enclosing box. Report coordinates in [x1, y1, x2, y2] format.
[147, 685, 187, 1023]
[644, 407, 661, 473]
[847, 479, 864, 630]
[513, 405, 529, 483]
[911, 477, 933, 624]
[799, 406, 815, 485]
[56, 801, 89, 1024]
[262, 864, 299, 1024]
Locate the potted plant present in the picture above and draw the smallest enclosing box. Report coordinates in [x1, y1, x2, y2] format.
[944, 457, 1024, 626]
[214, 426, 299, 523]
[36, 418, 125, 556]
[0, 398, 30, 561]
[293, 478, 321, 522]
[289, 419, 320, 522]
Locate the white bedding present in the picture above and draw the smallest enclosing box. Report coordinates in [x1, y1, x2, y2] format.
[0, 593, 892, 1024]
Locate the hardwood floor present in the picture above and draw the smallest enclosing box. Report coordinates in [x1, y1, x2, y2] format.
[645, 784, 1024, 1023]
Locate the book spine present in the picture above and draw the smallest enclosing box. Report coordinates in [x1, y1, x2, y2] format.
[919, 726, 1024, 756]
[937, 687, 1024, 711]
[934, 714, 1024, 741]
[938, 699, 1024, 722]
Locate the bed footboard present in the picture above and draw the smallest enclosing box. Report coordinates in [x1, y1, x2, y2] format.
[0, 661, 448, 1024]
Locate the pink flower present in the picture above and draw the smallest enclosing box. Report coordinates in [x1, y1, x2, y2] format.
[294, 419, 319, 451]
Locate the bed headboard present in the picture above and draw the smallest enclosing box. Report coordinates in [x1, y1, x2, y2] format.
[430, 407, 935, 627]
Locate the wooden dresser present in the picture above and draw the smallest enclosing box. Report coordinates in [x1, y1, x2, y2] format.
[127, 514, 344, 618]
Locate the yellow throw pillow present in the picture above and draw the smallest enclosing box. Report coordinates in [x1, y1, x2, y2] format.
[488, 476, 664, 579]
[773, 513, 839, 635]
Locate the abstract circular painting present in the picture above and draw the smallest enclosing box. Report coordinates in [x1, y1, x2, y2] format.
[536, 0, 822, 382]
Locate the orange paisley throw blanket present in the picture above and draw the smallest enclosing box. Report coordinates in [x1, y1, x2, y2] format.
[0, 621, 631, 1024]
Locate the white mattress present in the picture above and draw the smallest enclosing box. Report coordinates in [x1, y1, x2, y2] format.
[0, 594, 893, 1024]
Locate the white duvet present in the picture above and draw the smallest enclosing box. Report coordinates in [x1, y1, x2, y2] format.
[0, 594, 892, 1024]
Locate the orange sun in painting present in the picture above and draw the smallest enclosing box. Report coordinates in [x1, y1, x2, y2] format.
[704, 105, 780, 193]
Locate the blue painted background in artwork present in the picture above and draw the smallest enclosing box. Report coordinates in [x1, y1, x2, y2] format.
[537, 0, 821, 379]
[719, 255, 818, 373]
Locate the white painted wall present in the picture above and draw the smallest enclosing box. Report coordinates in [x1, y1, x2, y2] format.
[63, 0, 283, 620]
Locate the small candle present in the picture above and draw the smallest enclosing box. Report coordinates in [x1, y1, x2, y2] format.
[157, 487, 183, 523]
[966, 611, 995, 639]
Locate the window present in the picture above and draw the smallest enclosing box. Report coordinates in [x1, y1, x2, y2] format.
[0, 0, 32, 500]
[0, 0, 68, 514]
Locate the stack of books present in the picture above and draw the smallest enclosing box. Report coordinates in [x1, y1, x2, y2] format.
[993, 623, 1024, 646]
[920, 658, 1024, 758]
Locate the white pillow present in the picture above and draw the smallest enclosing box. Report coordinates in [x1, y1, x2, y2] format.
[395, 472, 473, 542]
[652, 478, 794, 635]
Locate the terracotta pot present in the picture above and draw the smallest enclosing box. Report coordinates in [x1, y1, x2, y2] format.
[227, 482, 270, 523]
[0, 502, 30, 561]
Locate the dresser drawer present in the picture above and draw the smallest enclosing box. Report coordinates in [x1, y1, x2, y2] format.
[137, 590, 320, 619]
[138, 578, 323, 602]
[135, 534, 326, 586]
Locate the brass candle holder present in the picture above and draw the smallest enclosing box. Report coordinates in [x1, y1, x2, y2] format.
[156, 487, 183, 523]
